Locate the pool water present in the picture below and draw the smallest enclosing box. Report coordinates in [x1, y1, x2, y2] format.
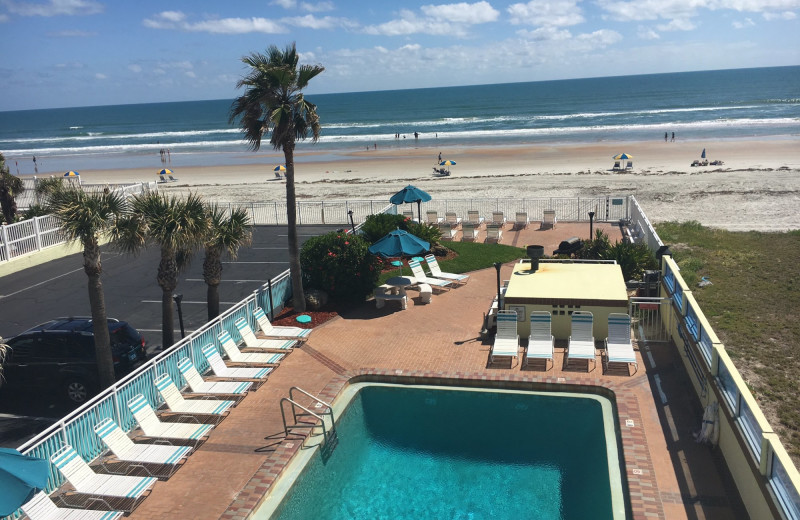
[271, 385, 625, 519]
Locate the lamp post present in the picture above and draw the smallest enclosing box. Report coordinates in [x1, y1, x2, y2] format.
[588, 211, 595, 239]
[494, 262, 502, 308]
[347, 209, 355, 234]
[173, 293, 185, 339]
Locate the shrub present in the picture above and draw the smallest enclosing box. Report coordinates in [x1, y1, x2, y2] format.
[576, 229, 612, 259]
[407, 221, 442, 246]
[300, 231, 381, 302]
[607, 241, 658, 280]
[359, 213, 409, 243]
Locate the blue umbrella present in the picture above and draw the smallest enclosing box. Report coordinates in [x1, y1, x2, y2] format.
[701, 148, 706, 159]
[389, 185, 432, 222]
[0, 447, 50, 515]
[369, 229, 430, 261]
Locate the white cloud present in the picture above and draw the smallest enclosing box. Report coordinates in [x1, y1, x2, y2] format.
[143, 12, 286, 34]
[400, 43, 422, 51]
[3, 0, 103, 16]
[185, 71, 196, 78]
[282, 14, 354, 29]
[50, 29, 94, 36]
[597, 0, 800, 27]
[575, 28, 623, 46]
[0, 13, 9, 22]
[300, 1, 334, 12]
[94, 72, 106, 80]
[271, 0, 295, 8]
[762, 9, 796, 18]
[420, 1, 500, 23]
[128, 64, 142, 73]
[507, 0, 585, 27]
[515, 26, 572, 40]
[656, 17, 697, 30]
[637, 25, 661, 38]
[365, 2, 499, 36]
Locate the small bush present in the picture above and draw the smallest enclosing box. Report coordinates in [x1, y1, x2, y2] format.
[576, 229, 612, 259]
[607, 241, 658, 280]
[300, 232, 381, 302]
[359, 213, 409, 243]
[406, 221, 441, 245]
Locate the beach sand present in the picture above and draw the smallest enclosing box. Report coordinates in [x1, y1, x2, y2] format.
[68, 138, 800, 231]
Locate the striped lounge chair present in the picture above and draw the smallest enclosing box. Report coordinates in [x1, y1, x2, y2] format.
[201, 344, 273, 380]
[177, 357, 252, 396]
[604, 313, 638, 375]
[490, 310, 519, 365]
[127, 394, 213, 445]
[21, 491, 123, 520]
[217, 330, 285, 365]
[524, 311, 554, 370]
[254, 306, 312, 341]
[154, 373, 234, 421]
[94, 418, 191, 478]
[234, 317, 297, 350]
[424, 254, 469, 285]
[567, 311, 596, 371]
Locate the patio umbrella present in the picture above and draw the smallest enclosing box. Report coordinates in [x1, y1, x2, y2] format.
[0, 447, 50, 516]
[439, 160, 456, 166]
[158, 168, 173, 176]
[369, 229, 430, 274]
[701, 148, 706, 159]
[274, 165, 286, 172]
[389, 185, 432, 222]
[63, 171, 80, 177]
[612, 153, 633, 160]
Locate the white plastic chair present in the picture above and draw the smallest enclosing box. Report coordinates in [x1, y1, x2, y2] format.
[154, 373, 234, 416]
[22, 491, 123, 520]
[217, 330, 285, 365]
[201, 344, 273, 380]
[424, 254, 469, 285]
[490, 310, 519, 365]
[524, 311, 554, 370]
[234, 317, 297, 350]
[408, 260, 451, 290]
[567, 311, 596, 371]
[485, 224, 503, 243]
[127, 394, 213, 444]
[177, 357, 251, 396]
[94, 418, 191, 477]
[254, 307, 311, 340]
[604, 313, 637, 375]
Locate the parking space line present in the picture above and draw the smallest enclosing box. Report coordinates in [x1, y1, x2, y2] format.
[184, 278, 266, 283]
[0, 267, 85, 299]
[141, 300, 237, 305]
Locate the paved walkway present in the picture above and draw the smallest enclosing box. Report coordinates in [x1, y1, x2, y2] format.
[123, 222, 747, 520]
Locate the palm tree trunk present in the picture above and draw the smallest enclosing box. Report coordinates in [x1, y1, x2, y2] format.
[157, 246, 177, 348]
[284, 147, 306, 311]
[207, 284, 220, 321]
[83, 238, 115, 388]
[203, 246, 222, 320]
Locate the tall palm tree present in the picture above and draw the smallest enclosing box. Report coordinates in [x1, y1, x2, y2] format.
[203, 205, 252, 320]
[229, 43, 324, 312]
[47, 186, 128, 388]
[0, 152, 25, 224]
[115, 192, 207, 349]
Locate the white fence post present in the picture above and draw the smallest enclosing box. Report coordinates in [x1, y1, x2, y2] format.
[33, 216, 43, 252]
[1, 224, 10, 261]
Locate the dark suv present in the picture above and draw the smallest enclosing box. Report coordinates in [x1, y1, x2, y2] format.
[1, 318, 147, 404]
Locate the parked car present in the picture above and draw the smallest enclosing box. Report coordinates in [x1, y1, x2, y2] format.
[0, 317, 147, 404]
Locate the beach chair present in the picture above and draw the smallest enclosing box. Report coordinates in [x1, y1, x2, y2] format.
[168, 174, 178, 182]
[234, 317, 297, 351]
[445, 211, 462, 228]
[154, 373, 235, 420]
[424, 254, 469, 285]
[490, 310, 519, 365]
[408, 259, 452, 291]
[466, 210, 485, 227]
[253, 306, 312, 341]
[461, 222, 477, 242]
[566, 311, 596, 371]
[514, 212, 529, 230]
[217, 330, 286, 365]
[22, 491, 124, 520]
[604, 313, 637, 375]
[127, 394, 214, 445]
[541, 210, 557, 229]
[626, 161, 633, 169]
[485, 223, 503, 243]
[201, 343, 273, 380]
[612, 161, 621, 170]
[491, 211, 506, 226]
[50, 444, 157, 512]
[93, 418, 191, 478]
[177, 357, 251, 396]
[426, 210, 443, 224]
[524, 312, 554, 370]
[438, 221, 457, 241]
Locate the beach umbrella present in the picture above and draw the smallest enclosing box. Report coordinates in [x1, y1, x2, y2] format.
[158, 168, 173, 176]
[389, 185, 432, 222]
[63, 171, 80, 177]
[0, 447, 50, 516]
[369, 229, 430, 274]
[273, 165, 286, 172]
[612, 153, 633, 160]
[439, 160, 456, 166]
[701, 148, 706, 159]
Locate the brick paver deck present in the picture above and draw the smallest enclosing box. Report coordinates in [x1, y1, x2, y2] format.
[125, 222, 746, 520]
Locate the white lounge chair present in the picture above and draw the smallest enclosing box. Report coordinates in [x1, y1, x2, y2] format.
[201, 343, 273, 380]
[402, 210, 417, 222]
[491, 211, 506, 226]
[445, 211, 462, 228]
[541, 210, 557, 229]
[177, 357, 251, 396]
[426, 210, 443, 224]
[567, 311, 596, 371]
[514, 212, 529, 230]
[408, 260, 452, 291]
[466, 210, 485, 227]
[461, 222, 478, 241]
[154, 373, 234, 418]
[234, 317, 297, 350]
[438, 221, 457, 240]
[127, 394, 213, 444]
[485, 224, 503, 243]
[254, 307, 312, 341]
[424, 254, 469, 285]
[524, 311, 554, 370]
[490, 310, 519, 365]
[217, 330, 285, 365]
[604, 313, 638, 375]
[93, 418, 191, 478]
[22, 491, 123, 520]
[50, 445, 156, 511]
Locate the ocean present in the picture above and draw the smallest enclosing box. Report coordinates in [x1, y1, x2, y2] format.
[0, 66, 798, 175]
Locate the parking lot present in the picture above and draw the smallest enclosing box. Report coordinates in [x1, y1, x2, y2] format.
[0, 224, 341, 446]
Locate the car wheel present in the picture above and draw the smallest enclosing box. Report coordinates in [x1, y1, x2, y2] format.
[64, 378, 91, 404]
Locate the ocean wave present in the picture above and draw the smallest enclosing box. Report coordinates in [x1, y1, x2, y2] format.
[0, 128, 241, 145]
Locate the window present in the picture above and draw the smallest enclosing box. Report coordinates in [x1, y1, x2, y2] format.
[7, 336, 38, 361]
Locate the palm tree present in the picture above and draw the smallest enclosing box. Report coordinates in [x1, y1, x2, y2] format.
[46, 186, 128, 388]
[115, 192, 207, 349]
[229, 43, 324, 312]
[0, 152, 25, 224]
[203, 205, 252, 320]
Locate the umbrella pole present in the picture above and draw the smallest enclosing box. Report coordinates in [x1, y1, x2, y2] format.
[417, 200, 422, 223]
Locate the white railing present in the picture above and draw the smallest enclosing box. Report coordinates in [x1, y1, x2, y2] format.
[628, 195, 663, 252]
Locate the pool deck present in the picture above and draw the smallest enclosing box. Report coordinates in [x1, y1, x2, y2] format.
[124, 222, 748, 520]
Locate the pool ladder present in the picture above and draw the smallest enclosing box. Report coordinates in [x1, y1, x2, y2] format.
[280, 387, 338, 459]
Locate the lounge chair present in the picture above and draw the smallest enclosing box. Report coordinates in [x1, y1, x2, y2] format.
[408, 259, 452, 291]
[612, 161, 621, 170]
[466, 210, 485, 227]
[514, 212, 529, 230]
[604, 313, 638, 375]
[50, 445, 157, 511]
[217, 330, 285, 365]
[491, 211, 506, 226]
[438, 221, 457, 241]
[490, 310, 519, 365]
[234, 317, 297, 351]
[524, 311, 554, 370]
[154, 373, 234, 418]
[461, 222, 477, 242]
[22, 491, 123, 520]
[541, 210, 557, 229]
[177, 357, 251, 396]
[485, 223, 503, 243]
[402, 210, 416, 221]
[168, 175, 178, 182]
[626, 161, 633, 169]
[93, 418, 191, 478]
[426, 210, 443, 225]
[127, 394, 213, 445]
[424, 254, 469, 285]
[253, 306, 312, 341]
[201, 343, 273, 380]
[445, 211, 462, 228]
[566, 311, 596, 371]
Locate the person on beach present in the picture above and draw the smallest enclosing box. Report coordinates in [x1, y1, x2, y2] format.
[671, 132, 675, 142]
[438, 152, 442, 162]
[32, 155, 38, 174]
[664, 132, 668, 142]
[414, 132, 419, 139]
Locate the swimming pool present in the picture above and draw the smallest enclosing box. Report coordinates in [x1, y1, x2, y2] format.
[257, 383, 627, 519]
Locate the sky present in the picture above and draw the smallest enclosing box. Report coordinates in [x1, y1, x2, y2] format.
[0, 0, 798, 111]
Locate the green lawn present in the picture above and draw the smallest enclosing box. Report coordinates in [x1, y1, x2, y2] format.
[656, 221, 800, 463]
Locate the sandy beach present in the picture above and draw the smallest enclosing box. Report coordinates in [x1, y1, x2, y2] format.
[68, 138, 800, 232]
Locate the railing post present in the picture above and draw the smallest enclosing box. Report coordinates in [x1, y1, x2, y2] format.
[321, 201, 325, 224]
[33, 216, 43, 251]
[274, 202, 279, 225]
[1, 224, 11, 261]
